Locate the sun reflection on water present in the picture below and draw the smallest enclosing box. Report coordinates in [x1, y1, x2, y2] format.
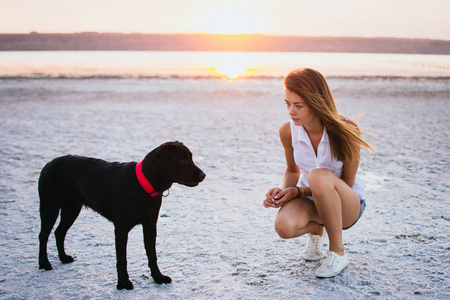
[206, 52, 260, 80]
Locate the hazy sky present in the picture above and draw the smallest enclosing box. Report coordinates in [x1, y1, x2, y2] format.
[1, 0, 449, 39]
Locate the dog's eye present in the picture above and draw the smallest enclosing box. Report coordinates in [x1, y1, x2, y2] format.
[180, 159, 187, 165]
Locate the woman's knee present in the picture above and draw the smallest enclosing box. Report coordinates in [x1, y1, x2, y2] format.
[273, 199, 316, 239]
[307, 168, 334, 192]
[274, 211, 309, 239]
[274, 217, 297, 239]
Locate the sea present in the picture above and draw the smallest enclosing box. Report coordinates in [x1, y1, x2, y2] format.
[0, 51, 449, 79]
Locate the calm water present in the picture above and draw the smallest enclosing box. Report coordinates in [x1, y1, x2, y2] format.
[0, 51, 449, 79]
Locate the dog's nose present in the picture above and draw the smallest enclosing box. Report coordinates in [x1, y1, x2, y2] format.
[198, 172, 206, 182]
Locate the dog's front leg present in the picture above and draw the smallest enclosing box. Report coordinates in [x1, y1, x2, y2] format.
[114, 225, 133, 290]
[142, 221, 172, 284]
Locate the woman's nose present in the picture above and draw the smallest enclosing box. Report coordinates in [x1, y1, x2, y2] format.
[288, 107, 295, 115]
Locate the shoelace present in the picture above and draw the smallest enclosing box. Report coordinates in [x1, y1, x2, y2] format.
[325, 252, 338, 268]
[306, 234, 322, 253]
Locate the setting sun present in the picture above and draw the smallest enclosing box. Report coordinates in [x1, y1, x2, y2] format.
[186, 2, 270, 35]
[201, 9, 264, 35]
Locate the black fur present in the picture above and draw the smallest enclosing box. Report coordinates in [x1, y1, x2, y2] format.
[38, 141, 205, 290]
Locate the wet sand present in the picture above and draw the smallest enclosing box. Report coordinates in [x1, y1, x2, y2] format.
[0, 77, 448, 299]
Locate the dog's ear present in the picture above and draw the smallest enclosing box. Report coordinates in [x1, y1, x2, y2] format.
[153, 144, 178, 173]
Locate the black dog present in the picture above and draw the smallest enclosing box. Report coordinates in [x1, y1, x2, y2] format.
[38, 141, 205, 290]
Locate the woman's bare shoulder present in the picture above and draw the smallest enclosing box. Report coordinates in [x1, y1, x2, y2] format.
[279, 121, 291, 135]
[279, 121, 292, 146]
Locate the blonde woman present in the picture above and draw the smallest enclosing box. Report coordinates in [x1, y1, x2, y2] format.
[263, 68, 373, 278]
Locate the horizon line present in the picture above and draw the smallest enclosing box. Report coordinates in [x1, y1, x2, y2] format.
[1, 31, 449, 42]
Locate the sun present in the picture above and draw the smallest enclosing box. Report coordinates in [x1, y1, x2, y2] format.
[188, 3, 269, 35]
[203, 9, 263, 35]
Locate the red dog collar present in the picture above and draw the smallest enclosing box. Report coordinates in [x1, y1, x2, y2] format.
[135, 160, 159, 197]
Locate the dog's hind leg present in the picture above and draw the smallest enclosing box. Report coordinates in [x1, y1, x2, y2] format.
[55, 203, 82, 264]
[38, 203, 60, 270]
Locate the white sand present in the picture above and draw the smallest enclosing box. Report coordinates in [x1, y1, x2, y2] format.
[0, 77, 449, 299]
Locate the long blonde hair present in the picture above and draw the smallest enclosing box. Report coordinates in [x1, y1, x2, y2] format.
[284, 68, 373, 162]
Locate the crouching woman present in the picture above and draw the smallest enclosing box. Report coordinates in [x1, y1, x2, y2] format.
[263, 68, 373, 278]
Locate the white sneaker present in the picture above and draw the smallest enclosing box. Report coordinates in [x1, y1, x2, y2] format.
[315, 251, 349, 278]
[301, 231, 326, 261]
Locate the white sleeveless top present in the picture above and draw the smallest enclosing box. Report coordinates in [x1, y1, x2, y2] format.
[290, 120, 365, 200]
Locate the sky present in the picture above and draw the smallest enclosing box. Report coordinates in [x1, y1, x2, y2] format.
[0, 0, 449, 40]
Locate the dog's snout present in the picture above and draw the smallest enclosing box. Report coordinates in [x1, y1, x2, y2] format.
[198, 172, 206, 182]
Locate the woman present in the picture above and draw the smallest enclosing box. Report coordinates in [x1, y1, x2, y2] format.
[263, 68, 373, 278]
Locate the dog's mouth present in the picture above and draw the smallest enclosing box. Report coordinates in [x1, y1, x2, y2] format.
[179, 172, 206, 187]
[182, 182, 200, 187]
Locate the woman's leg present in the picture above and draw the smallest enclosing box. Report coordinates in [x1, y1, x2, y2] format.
[307, 168, 361, 255]
[274, 197, 323, 239]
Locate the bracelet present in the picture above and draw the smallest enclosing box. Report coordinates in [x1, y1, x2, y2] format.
[296, 186, 304, 198]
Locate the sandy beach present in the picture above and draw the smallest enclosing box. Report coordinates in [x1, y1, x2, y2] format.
[0, 77, 449, 299]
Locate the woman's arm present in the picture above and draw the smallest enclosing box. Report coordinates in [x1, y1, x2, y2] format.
[279, 122, 300, 188]
[341, 122, 361, 188]
[263, 122, 301, 208]
[341, 153, 360, 188]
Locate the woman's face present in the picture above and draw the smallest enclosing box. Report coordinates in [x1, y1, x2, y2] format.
[284, 88, 318, 127]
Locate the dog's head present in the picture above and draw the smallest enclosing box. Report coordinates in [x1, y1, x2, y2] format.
[153, 141, 206, 187]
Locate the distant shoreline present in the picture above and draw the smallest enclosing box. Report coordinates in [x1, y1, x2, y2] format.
[1, 33, 449, 55]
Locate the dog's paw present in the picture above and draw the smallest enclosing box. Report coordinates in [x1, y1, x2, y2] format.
[117, 279, 134, 290]
[153, 275, 172, 284]
[60, 255, 74, 264]
[39, 261, 53, 270]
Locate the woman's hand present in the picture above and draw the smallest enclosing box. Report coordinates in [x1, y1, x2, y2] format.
[263, 187, 281, 208]
[263, 187, 299, 208]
